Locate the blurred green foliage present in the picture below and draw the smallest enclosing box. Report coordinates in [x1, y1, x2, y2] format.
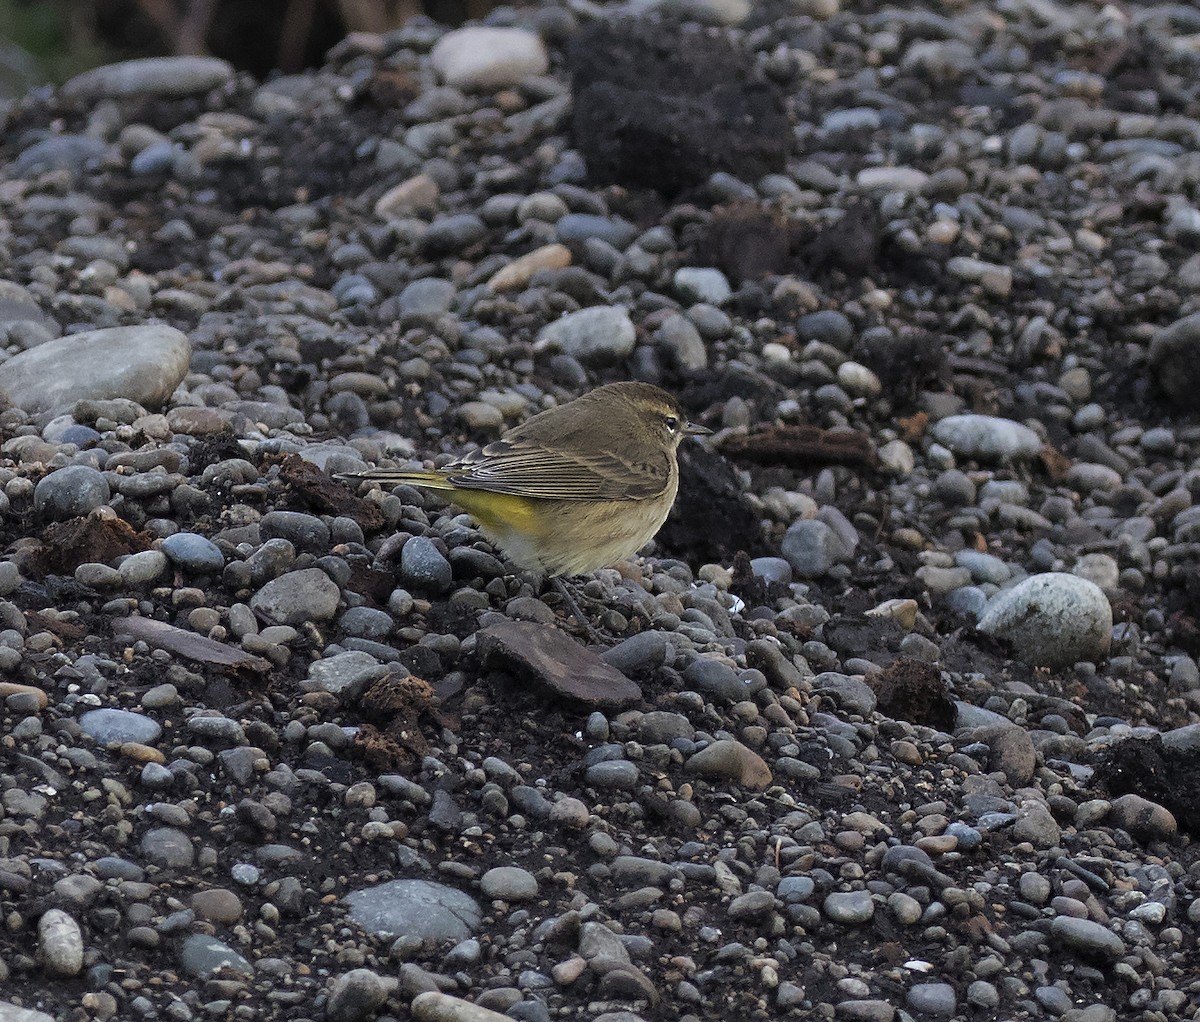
[0, 0, 129, 88]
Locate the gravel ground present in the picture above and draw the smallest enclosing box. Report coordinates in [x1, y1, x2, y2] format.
[1, 1, 1200, 1021]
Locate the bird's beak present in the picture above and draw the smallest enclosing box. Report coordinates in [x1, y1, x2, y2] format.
[686, 421, 713, 436]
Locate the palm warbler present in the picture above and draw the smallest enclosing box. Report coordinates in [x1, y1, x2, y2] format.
[340, 382, 710, 578]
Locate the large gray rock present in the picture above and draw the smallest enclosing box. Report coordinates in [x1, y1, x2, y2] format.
[343, 879, 481, 940]
[976, 572, 1112, 670]
[534, 306, 636, 366]
[1149, 311, 1200, 405]
[429, 27, 548, 90]
[61, 56, 234, 99]
[0, 325, 190, 414]
[931, 414, 1042, 462]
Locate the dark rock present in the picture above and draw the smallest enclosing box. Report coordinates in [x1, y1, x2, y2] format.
[477, 621, 641, 709]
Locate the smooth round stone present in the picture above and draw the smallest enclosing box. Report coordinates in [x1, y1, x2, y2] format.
[683, 659, 747, 702]
[944, 822, 982, 850]
[778, 877, 815, 902]
[429, 27, 549, 90]
[12, 134, 106, 176]
[1073, 552, 1119, 590]
[750, 557, 792, 585]
[888, 892, 922, 924]
[1049, 916, 1126, 960]
[585, 760, 640, 789]
[556, 213, 637, 248]
[535, 306, 636, 366]
[954, 550, 1011, 585]
[976, 572, 1112, 669]
[397, 278, 456, 319]
[656, 314, 708, 372]
[161, 532, 224, 573]
[1109, 793, 1177, 840]
[259, 511, 330, 552]
[0, 325, 190, 415]
[250, 568, 341, 625]
[480, 866, 538, 902]
[339, 606, 394, 639]
[141, 827, 195, 868]
[326, 969, 390, 1022]
[796, 309, 853, 348]
[1149, 311, 1200, 405]
[781, 519, 851, 577]
[191, 888, 244, 924]
[179, 934, 253, 978]
[130, 141, 178, 175]
[33, 466, 111, 520]
[422, 214, 486, 254]
[601, 631, 669, 675]
[79, 708, 162, 746]
[343, 879, 482, 940]
[62, 56, 234, 98]
[140, 762, 173, 789]
[400, 537, 453, 593]
[38, 909, 84, 976]
[907, 983, 957, 1017]
[119, 549, 168, 585]
[635, 710, 694, 745]
[59, 424, 102, 447]
[930, 414, 1042, 462]
[823, 891, 875, 924]
[673, 267, 732, 306]
[684, 739, 772, 789]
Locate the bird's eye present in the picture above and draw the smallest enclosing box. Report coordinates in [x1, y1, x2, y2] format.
[664, 415, 680, 432]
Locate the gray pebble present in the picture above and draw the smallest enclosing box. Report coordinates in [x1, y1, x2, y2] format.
[781, 519, 851, 577]
[38, 909, 84, 977]
[34, 466, 110, 520]
[251, 567, 341, 624]
[401, 537, 453, 593]
[326, 968, 392, 1022]
[1049, 916, 1125, 960]
[931, 414, 1042, 462]
[823, 891, 875, 925]
[480, 866, 538, 901]
[161, 532, 225, 573]
[343, 879, 481, 941]
[976, 572, 1112, 669]
[79, 708, 162, 746]
[536, 306, 636, 366]
[179, 933, 254, 978]
[673, 267, 732, 306]
[907, 982, 956, 1017]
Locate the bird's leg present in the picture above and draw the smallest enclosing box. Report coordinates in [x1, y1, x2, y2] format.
[550, 576, 604, 645]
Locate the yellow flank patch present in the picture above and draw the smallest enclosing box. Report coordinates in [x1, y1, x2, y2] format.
[443, 487, 541, 538]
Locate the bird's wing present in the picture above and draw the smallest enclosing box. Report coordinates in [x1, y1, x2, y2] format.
[445, 436, 671, 501]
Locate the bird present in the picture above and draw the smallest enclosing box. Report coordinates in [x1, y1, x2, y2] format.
[339, 381, 710, 631]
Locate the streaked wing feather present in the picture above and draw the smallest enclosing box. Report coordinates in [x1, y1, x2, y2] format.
[445, 438, 669, 501]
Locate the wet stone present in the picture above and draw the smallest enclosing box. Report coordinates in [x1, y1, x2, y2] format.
[79, 708, 162, 746]
[1049, 916, 1125, 961]
[0, 325, 190, 415]
[478, 621, 642, 709]
[250, 567, 341, 624]
[178, 933, 254, 978]
[38, 909, 84, 977]
[140, 827, 195, 868]
[343, 879, 482, 941]
[161, 532, 225, 573]
[33, 466, 110, 520]
[480, 866, 538, 902]
[62, 56, 234, 98]
[823, 891, 875, 925]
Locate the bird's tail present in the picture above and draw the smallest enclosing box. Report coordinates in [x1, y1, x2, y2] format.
[336, 468, 457, 492]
